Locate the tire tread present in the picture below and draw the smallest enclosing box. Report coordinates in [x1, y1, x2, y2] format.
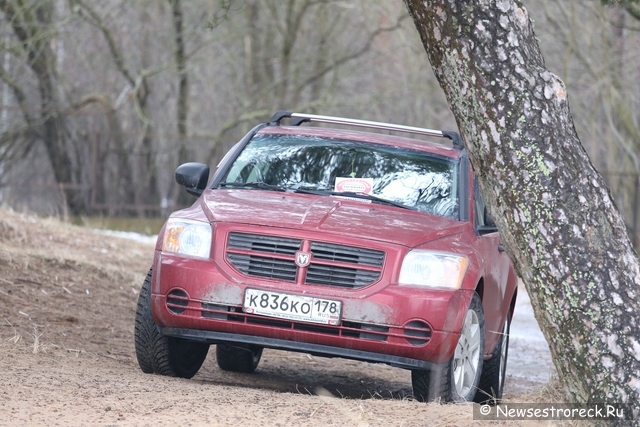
[474, 310, 510, 404]
[134, 268, 208, 378]
[412, 293, 484, 403]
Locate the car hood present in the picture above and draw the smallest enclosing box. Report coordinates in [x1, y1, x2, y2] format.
[200, 189, 465, 247]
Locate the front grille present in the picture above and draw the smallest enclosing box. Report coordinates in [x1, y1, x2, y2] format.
[167, 298, 430, 347]
[310, 242, 384, 267]
[227, 253, 297, 281]
[306, 265, 380, 288]
[202, 303, 228, 320]
[359, 324, 390, 341]
[226, 232, 385, 289]
[198, 302, 387, 341]
[228, 232, 301, 255]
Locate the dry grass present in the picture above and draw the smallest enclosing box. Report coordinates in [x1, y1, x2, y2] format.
[516, 377, 566, 402]
[29, 326, 47, 354]
[3, 318, 21, 344]
[500, 379, 595, 427]
[0, 207, 153, 360]
[0, 207, 559, 426]
[3, 313, 51, 354]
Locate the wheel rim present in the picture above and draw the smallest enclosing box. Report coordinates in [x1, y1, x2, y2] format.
[453, 309, 481, 398]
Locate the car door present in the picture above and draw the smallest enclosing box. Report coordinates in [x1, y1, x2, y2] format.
[472, 176, 512, 353]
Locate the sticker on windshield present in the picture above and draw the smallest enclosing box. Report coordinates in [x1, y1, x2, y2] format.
[335, 177, 374, 194]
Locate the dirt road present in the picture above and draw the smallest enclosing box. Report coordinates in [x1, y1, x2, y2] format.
[0, 209, 559, 426]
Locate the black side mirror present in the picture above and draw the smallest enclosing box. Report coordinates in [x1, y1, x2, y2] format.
[175, 162, 210, 197]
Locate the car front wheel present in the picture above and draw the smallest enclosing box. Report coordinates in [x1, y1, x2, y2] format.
[412, 293, 485, 402]
[134, 269, 209, 379]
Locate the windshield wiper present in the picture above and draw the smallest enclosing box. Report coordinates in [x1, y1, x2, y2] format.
[294, 188, 416, 211]
[339, 192, 417, 210]
[219, 182, 288, 192]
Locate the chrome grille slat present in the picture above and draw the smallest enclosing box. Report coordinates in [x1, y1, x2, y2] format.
[227, 253, 297, 281]
[228, 232, 301, 255]
[310, 242, 384, 267]
[306, 264, 380, 288]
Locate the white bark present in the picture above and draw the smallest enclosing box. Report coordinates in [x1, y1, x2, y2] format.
[405, 0, 640, 420]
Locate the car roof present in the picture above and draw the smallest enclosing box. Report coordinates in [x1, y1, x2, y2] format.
[257, 126, 462, 160]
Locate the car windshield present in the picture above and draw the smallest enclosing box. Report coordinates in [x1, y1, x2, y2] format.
[221, 134, 459, 219]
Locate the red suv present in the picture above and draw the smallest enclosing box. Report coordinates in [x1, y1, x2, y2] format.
[134, 111, 518, 403]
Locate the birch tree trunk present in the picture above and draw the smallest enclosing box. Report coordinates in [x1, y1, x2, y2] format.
[404, 0, 640, 418]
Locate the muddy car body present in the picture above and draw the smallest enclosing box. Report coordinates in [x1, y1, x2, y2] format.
[134, 111, 519, 403]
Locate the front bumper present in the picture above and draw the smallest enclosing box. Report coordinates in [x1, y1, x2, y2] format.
[152, 251, 472, 366]
[161, 327, 435, 370]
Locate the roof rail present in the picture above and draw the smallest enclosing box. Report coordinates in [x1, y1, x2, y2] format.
[269, 110, 464, 150]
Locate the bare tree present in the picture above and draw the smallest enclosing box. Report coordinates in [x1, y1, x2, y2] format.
[540, 0, 640, 247]
[203, 0, 411, 165]
[0, 1, 447, 216]
[71, 0, 162, 214]
[405, 0, 639, 419]
[0, 0, 86, 213]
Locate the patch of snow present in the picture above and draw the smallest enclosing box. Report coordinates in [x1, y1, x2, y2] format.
[93, 229, 158, 245]
[507, 286, 556, 383]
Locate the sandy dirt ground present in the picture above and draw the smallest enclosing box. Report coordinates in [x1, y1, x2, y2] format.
[0, 208, 567, 426]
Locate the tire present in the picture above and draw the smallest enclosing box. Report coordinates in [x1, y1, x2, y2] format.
[134, 269, 209, 379]
[474, 309, 511, 404]
[412, 293, 485, 402]
[216, 343, 263, 373]
[411, 363, 452, 403]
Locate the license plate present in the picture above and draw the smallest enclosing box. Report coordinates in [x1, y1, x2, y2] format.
[243, 288, 342, 326]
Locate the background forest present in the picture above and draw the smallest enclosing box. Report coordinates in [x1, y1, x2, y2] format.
[0, 0, 638, 245]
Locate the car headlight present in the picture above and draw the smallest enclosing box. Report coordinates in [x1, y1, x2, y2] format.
[398, 250, 468, 289]
[162, 218, 212, 259]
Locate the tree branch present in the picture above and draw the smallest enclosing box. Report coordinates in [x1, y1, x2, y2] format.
[70, 0, 136, 87]
[205, 109, 270, 164]
[294, 14, 410, 94]
[0, 62, 33, 128]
